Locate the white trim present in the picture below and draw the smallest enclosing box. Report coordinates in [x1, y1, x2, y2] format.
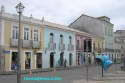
[35, 52, 42, 69]
[33, 28, 40, 41]
[0, 19, 4, 45]
[11, 23, 19, 38]
[23, 26, 31, 40]
[76, 37, 81, 48]
[24, 51, 32, 69]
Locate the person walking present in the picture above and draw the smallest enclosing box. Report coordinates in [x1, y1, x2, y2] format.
[64, 59, 67, 67]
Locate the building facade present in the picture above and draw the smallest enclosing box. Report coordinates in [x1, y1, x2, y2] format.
[75, 33, 92, 65]
[0, 6, 44, 71]
[43, 21, 76, 68]
[92, 36, 104, 63]
[114, 30, 125, 62]
[69, 14, 114, 59]
[97, 16, 114, 60]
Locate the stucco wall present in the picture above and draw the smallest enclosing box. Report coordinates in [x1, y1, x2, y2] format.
[44, 26, 76, 68]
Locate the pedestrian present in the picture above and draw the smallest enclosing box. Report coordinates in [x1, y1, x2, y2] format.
[64, 59, 67, 67]
[89, 57, 91, 65]
[58, 59, 61, 67]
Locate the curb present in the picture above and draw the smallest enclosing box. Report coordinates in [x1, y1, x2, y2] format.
[0, 64, 98, 75]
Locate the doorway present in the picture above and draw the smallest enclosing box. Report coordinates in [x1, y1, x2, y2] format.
[11, 52, 18, 70]
[69, 53, 72, 66]
[50, 52, 54, 67]
[60, 52, 64, 66]
[78, 53, 81, 66]
[36, 53, 42, 68]
[25, 52, 31, 69]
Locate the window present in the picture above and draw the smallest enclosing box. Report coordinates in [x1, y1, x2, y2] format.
[82, 38, 84, 48]
[93, 42, 95, 48]
[77, 37, 81, 48]
[69, 36, 72, 44]
[34, 29, 39, 41]
[60, 35, 63, 44]
[50, 33, 54, 43]
[24, 28, 29, 40]
[12, 26, 18, 39]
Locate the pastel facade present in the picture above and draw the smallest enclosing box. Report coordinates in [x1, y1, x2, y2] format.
[0, 7, 44, 71]
[97, 16, 114, 60]
[43, 21, 76, 68]
[75, 33, 92, 65]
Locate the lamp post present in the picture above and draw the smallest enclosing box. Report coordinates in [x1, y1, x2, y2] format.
[86, 39, 88, 81]
[16, 3, 25, 83]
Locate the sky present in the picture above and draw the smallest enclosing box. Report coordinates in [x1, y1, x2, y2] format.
[0, 0, 125, 32]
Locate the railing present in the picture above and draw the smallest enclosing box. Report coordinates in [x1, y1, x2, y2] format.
[32, 41, 41, 49]
[59, 43, 65, 50]
[48, 42, 56, 50]
[10, 38, 18, 47]
[22, 40, 32, 48]
[68, 44, 74, 51]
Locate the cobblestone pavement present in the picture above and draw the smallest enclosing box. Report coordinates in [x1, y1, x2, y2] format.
[0, 63, 124, 83]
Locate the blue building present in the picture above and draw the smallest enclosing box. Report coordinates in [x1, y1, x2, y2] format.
[43, 21, 76, 68]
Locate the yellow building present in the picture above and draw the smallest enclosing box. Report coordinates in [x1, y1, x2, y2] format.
[0, 7, 44, 71]
[92, 36, 104, 56]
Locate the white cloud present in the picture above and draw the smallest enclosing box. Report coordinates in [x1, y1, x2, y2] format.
[0, 0, 125, 31]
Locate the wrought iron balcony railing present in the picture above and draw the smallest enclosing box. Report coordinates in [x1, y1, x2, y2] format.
[32, 41, 41, 49]
[48, 42, 56, 50]
[68, 44, 74, 51]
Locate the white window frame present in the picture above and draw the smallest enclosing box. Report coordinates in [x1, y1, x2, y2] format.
[11, 24, 19, 39]
[77, 37, 81, 48]
[23, 27, 30, 40]
[33, 28, 40, 41]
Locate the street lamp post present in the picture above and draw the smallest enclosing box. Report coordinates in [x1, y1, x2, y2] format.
[86, 39, 88, 81]
[16, 3, 25, 83]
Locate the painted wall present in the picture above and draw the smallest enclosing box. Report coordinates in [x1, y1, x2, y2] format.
[75, 34, 90, 51]
[44, 26, 76, 68]
[3, 19, 44, 71]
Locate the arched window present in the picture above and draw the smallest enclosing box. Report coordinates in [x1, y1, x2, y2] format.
[69, 36, 72, 44]
[77, 37, 81, 48]
[60, 34, 63, 44]
[50, 33, 54, 43]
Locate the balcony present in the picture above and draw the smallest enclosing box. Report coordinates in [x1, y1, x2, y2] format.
[32, 41, 41, 49]
[48, 42, 56, 50]
[59, 43, 65, 50]
[98, 48, 102, 53]
[10, 38, 18, 47]
[68, 44, 74, 51]
[22, 40, 32, 48]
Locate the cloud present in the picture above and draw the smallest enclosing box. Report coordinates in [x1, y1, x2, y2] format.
[0, 0, 125, 31]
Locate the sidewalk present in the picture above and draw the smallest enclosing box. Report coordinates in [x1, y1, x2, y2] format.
[0, 64, 98, 75]
[73, 70, 125, 83]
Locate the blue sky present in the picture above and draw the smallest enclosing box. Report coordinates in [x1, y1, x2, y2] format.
[0, 0, 125, 31]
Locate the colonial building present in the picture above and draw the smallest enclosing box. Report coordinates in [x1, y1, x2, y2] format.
[92, 36, 104, 63]
[75, 32, 92, 66]
[97, 16, 114, 60]
[43, 21, 76, 68]
[69, 14, 114, 59]
[0, 6, 44, 71]
[114, 30, 125, 62]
